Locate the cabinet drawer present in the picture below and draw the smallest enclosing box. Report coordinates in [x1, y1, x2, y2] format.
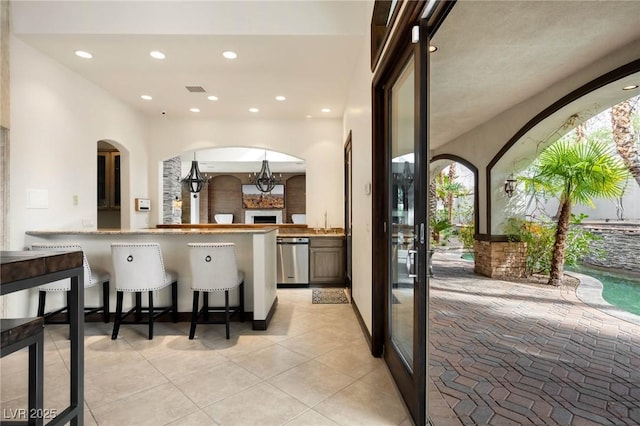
[310, 237, 344, 248]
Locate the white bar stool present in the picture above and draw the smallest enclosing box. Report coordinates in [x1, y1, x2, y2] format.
[188, 243, 245, 339]
[110, 243, 178, 340]
[31, 243, 110, 323]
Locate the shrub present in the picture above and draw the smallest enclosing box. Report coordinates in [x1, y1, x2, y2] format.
[504, 214, 600, 276]
[458, 225, 475, 252]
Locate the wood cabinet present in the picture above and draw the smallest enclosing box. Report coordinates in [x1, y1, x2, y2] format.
[97, 151, 121, 210]
[310, 236, 345, 284]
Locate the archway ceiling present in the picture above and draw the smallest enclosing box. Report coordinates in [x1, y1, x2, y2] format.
[11, 1, 640, 149]
[429, 0, 640, 150]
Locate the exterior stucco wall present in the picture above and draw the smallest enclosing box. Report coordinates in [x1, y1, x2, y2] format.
[432, 39, 640, 236]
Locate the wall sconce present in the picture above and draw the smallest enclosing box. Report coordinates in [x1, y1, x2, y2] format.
[504, 174, 517, 198]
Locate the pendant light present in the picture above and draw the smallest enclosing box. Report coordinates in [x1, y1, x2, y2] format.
[182, 153, 208, 197]
[252, 151, 278, 193]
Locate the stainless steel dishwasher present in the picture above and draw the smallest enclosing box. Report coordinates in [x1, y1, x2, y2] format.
[277, 237, 309, 287]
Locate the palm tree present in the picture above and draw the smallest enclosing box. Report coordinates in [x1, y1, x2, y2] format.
[435, 167, 468, 224]
[535, 139, 628, 285]
[610, 99, 640, 188]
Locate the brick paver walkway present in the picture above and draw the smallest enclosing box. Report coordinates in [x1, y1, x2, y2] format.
[429, 253, 640, 425]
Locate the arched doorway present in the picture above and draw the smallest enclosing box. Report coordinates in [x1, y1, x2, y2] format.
[97, 140, 121, 229]
[430, 155, 478, 254]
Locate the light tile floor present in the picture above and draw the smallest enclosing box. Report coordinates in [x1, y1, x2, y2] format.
[1, 289, 412, 426]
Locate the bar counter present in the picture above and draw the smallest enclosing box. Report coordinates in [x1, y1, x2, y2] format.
[25, 227, 279, 330]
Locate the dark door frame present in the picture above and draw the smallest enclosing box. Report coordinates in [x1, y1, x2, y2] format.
[370, 1, 456, 424]
[344, 131, 353, 294]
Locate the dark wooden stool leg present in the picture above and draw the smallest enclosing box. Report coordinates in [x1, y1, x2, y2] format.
[172, 281, 178, 323]
[37, 291, 46, 317]
[135, 292, 142, 322]
[111, 291, 123, 340]
[189, 291, 199, 340]
[225, 290, 230, 339]
[148, 290, 154, 340]
[102, 281, 110, 323]
[239, 282, 245, 322]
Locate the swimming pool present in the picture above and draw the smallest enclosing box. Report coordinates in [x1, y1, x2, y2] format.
[569, 265, 640, 316]
[457, 252, 640, 317]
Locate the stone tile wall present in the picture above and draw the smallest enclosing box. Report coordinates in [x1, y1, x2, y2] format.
[162, 156, 182, 224]
[474, 240, 527, 279]
[583, 225, 640, 273]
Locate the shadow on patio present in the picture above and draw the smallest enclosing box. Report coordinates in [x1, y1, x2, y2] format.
[428, 252, 640, 425]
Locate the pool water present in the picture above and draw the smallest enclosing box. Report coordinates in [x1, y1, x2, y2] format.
[461, 252, 474, 261]
[569, 265, 640, 316]
[457, 253, 640, 316]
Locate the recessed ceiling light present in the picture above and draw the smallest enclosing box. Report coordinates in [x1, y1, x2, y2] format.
[74, 50, 93, 59]
[275, 96, 286, 101]
[249, 107, 259, 113]
[207, 95, 219, 101]
[190, 108, 200, 113]
[622, 85, 639, 91]
[305, 115, 312, 119]
[149, 51, 166, 60]
[429, 45, 438, 53]
[223, 51, 238, 59]
[321, 108, 331, 113]
[140, 95, 153, 100]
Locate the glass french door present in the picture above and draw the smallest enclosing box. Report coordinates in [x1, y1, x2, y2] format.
[383, 24, 428, 425]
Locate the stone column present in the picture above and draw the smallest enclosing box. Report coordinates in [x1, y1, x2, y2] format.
[474, 240, 527, 279]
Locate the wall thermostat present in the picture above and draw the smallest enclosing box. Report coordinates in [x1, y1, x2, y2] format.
[135, 198, 151, 212]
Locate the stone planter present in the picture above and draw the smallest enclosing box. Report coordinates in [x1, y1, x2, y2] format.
[474, 240, 527, 279]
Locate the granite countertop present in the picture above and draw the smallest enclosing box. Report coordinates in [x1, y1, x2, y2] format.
[26, 227, 345, 237]
[26, 228, 278, 236]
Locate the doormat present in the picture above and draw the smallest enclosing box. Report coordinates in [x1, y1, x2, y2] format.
[312, 288, 349, 304]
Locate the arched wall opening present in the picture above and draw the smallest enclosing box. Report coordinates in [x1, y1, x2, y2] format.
[487, 61, 640, 235]
[430, 154, 479, 241]
[160, 146, 306, 225]
[97, 139, 127, 229]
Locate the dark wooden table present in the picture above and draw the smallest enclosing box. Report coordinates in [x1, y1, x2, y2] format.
[1, 251, 84, 426]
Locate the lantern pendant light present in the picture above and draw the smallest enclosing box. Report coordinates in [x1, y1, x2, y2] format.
[253, 151, 278, 193]
[182, 153, 207, 197]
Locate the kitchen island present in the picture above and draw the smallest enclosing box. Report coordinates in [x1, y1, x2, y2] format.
[25, 227, 278, 330]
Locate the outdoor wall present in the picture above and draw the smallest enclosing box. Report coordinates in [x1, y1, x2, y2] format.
[540, 185, 640, 222]
[582, 224, 640, 273]
[431, 39, 640, 236]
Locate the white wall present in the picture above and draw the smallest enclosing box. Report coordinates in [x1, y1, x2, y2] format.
[145, 117, 344, 230]
[7, 37, 149, 317]
[9, 36, 148, 251]
[342, 1, 374, 333]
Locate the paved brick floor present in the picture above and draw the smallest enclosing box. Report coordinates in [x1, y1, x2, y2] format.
[429, 253, 640, 425]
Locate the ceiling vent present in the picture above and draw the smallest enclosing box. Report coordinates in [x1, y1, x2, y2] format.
[186, 86, 206, 93]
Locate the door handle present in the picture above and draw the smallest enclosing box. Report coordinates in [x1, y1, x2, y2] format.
[406, 249, 418, 278]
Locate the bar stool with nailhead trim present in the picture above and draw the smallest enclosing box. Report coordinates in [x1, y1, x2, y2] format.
[110, 243, 178, 340]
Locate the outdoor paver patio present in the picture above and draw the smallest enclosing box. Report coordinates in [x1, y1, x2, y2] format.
[429, 253, 640, 426]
